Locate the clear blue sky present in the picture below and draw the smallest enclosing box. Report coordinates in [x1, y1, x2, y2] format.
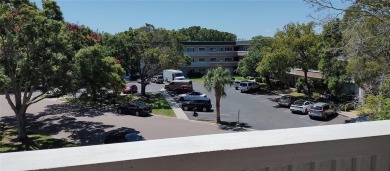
[32, 0, 347, 40]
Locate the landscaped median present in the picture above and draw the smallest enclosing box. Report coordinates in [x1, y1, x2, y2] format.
[0, 126, 77, 153]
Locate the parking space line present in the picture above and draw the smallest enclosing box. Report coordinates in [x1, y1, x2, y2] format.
[299, 115, 308, 119]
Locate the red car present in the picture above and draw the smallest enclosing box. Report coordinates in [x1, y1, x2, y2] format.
[173, 85, 193, 94]
[123, 84, 138, 94]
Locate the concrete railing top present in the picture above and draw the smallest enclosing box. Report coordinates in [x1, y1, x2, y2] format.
[1, 120, 390, 171]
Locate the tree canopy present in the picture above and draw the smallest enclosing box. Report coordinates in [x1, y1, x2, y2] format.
[178, 26, 237, 41]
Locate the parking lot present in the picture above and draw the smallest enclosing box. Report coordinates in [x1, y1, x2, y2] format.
[137, 81, 348, 130]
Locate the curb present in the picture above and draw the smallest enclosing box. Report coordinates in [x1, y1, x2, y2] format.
[160, 91, 189, 120]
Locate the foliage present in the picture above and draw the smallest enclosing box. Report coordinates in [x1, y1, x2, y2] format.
[364, 95, 390, 120]
[203, 67, 232, 123]
[75, 45, 125, 103]
[178, 26, 236, 41]
[318, 19, 349, 97]
[105, 24, 190, 96]
[237, 36, 271, 77]
[0, 0, 71, 141]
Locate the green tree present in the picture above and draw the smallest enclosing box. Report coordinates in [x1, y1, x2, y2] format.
[237, 36, 271, 77]
[203, 67, 231, 123]
[118, 24, 190, 96]
[256, 33, 292, 88]
[178, 26, 237, 41]
[0, 0, 70, 142]
[75, 45, 125, 103]
[277, 22, 320, 96]
[318, 19, 349, 97]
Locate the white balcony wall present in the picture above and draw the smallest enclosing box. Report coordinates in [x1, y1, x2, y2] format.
[2, 120, 390, 171]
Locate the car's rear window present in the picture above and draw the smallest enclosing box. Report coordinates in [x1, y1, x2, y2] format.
[293, 100, 304, 105]
[311, 105, 323, 110]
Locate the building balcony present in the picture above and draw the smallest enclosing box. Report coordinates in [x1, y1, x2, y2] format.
[184, 61, 239, 68]
[2, 120, 390, 171]
[184, 51, 248, 57]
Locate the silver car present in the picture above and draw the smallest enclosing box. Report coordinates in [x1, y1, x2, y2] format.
[290, 100, 314, 114]
[177, 91, 207, 101]
[308, 102, 337, 120]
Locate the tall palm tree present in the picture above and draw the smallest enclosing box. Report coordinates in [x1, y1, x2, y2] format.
[203, 67, 232, 123]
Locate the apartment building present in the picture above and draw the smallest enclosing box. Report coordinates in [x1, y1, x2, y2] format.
[180, 41, 250, 76]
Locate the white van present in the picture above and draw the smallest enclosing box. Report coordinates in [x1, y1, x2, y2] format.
[239, 81, 259, 93]
[164, 80, 192, 91]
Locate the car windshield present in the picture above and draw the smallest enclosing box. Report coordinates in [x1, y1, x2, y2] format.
[293, 100, 304, 106]
[281, 96, 291, 100]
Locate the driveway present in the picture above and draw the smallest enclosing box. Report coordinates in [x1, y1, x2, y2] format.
[0, 92, 237, 146]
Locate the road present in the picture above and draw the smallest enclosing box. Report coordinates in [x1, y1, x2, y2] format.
[173, 82, 347, 130]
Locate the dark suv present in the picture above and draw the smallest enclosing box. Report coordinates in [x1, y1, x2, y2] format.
[181, 99, 212, 112]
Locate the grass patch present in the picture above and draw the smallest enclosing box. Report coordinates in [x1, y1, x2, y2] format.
[137, 93, 175, 117]
[289, 91, 306, 98]
[233, 76, 246, 81]
[189, 77, 204, 83]
[0, 126, 77, 153]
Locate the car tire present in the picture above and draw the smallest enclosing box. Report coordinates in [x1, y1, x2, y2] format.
[202, 107, 207, 112]
[323, 114, 328, 121]
[179, 97, 184, 101]
[135, 111, 140, 116]
[309, 115, 314, 119]
[183, 106, 189, 111]
[304, 109, 308, 114]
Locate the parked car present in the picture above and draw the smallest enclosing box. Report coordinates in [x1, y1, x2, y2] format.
[289, 100, 314, 114]
[239, 81, 260, 93]
[117, 102, 152, 116]
[181, 99, 212, 112]
[151, 75, 164, 84]
[164, 80, 192, 91]
[233, 80, 243, 90]
[45, 88, 64, 98]
[173, 85, 193, 94]
[137, 78, 150, 84]
[104, 131, 144, 144]
[308, 102, 337, 120]
[278, 95, 299, 107]
[177, 91, 207, 101]
[123, 84, 138, 94]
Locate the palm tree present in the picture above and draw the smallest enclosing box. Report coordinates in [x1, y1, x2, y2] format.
[203, 67, 232, 123]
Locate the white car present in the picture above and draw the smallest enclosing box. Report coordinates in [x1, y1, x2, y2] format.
[290, 100, 314, 114]
[137, 78, 150, 84]
[177, 92, 207, 101]
[239, 81, 259, 93]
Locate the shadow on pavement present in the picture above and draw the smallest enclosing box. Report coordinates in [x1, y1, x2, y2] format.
[0, 103, 144, 146]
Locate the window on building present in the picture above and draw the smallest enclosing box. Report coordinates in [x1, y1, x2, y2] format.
[210, 47, 217, 51]
[225, 58, 232, 62]
[186, 47, 195, 52]
[199, 58, 205, 62]
[199, 47, 205, 51]
[210, 58, 217, 62]
[199, 68, 206, 72]
[220, 48, 224, 51]
[234, 57, 239, 61]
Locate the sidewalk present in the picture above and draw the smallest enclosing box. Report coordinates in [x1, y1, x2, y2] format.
[338, 111, 358, 119]
[161, 91, 189, 120]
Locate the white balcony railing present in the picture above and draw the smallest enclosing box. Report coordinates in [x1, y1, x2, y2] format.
[186, 61, 239, 67]
[1, 120, 390, 171]
[184, 51, 248, 57]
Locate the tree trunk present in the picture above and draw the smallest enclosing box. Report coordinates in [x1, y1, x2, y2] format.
[215, 94, 221, 123]
[303, 70, 311, 98]
[141, 79, 146, 96]
[264, 74, 272, 89]
[16, 107, 28, 142]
